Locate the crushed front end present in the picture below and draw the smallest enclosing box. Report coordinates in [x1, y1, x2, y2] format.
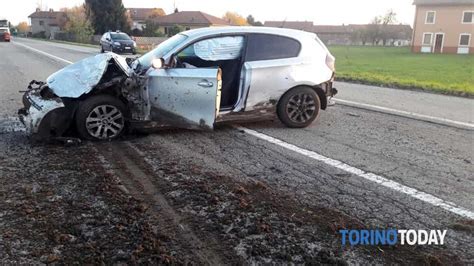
[18, 81, 75, 141]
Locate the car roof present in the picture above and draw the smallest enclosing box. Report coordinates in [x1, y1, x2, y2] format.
[181, 26, 316, 40]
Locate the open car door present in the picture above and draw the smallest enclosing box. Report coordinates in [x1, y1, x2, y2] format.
[147, 68, 222, 130]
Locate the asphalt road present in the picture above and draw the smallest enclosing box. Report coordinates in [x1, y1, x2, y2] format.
[0, 38, 473, 264]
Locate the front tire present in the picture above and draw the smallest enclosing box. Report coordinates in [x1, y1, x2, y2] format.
[277, 86, 321, 128]
[76, 95, 127, 140]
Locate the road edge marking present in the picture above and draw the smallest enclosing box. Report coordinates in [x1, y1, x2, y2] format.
[334, 98, 474, 130]
[13, 41, 73, 65]
[238, 126, 474, 220]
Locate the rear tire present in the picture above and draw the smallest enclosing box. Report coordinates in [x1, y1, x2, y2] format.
[277, 86, 321, 128]
[76, 95, 127, 140]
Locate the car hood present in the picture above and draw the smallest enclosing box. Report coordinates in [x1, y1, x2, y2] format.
[46, 53, 131, 98]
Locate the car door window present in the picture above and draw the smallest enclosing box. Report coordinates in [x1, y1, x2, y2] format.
[193, 36, 245, 61]
[245, 34, 301, 62]
[179, 36, 244, 61]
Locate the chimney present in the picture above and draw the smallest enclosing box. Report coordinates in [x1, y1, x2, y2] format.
[36, 8, 40, 12]
[49, 8, 54, 12]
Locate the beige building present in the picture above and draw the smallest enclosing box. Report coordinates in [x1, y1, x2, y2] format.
[28, 8, 67, 38]
[152, 11, 231, 36]
[127, 8, 166, 31]
[412, 0, 474, 54]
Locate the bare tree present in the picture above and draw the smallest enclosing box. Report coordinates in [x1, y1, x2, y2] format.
[380, 9, 398, 45]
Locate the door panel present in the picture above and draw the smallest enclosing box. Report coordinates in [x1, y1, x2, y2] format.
[147, 68, 221, 130]
[434, 34, 443, 53]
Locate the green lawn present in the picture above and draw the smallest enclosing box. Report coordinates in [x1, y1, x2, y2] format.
[328, 46, 474, 96]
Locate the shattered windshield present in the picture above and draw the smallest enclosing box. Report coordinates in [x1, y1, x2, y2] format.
[137, 34, 188, 70]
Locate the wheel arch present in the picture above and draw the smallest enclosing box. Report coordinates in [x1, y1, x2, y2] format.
[278, 84, 327, 110]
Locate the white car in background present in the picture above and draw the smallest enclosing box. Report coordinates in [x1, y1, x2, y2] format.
[19, 26, 337, 141]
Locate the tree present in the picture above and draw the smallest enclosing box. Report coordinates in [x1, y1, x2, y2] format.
[168, 24, 184, 36]
[142, 20, 165, 37]
[366, 16, 382, 45]
[16, 22, 29, 33]
[382, 9, 397, 25]
[63, 5, 95, 43]
[362, 9, 399, 46]
[84, 0, 130, 34]
[380, 9, 398, 45]
[246, 15, 263, 26]
[223, 12, 248, 26]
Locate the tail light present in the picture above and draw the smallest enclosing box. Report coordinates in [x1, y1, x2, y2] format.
[325, 53, 335, 72]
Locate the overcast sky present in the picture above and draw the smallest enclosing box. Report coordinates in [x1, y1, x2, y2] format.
[2, 0, 416, 26]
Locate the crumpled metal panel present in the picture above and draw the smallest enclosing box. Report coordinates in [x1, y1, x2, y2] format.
[20, 92, 65, 135]
[194, 36, 244, 61]
[46, 53, 131, 98]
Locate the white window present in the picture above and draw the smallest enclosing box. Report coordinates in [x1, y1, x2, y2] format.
[459, 34, 471, 46]
[422, 33, 433, 45]
[462, 11, 473, 23]
[425, 11, 436, 24]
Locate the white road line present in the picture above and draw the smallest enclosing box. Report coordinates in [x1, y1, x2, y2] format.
[335, 98, 474, 130]
[238, 126, 474, 220]
[13, 41, 74, 65]
[15, 39, 474, 219]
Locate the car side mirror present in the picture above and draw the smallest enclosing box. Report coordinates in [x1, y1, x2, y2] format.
[152, 58, 165, 69]
[106, 37, 111, 41]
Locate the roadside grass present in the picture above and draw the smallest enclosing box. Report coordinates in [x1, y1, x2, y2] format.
[328, 46, 474, 97]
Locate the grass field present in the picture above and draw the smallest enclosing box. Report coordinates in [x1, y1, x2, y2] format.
[328, 46, 474, 96]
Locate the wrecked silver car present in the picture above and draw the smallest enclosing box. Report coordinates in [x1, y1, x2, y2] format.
[18, 26, 337, 141]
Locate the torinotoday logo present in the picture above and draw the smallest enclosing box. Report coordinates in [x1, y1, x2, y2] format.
[339, 229, 447, 246]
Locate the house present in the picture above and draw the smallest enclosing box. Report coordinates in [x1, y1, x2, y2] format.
[127, 8, 166, 31]
[152, 11, 231, 36]
[264, 21, 314, 31]
[265, 21, 352, 44]
[264, 21, 412, 46]
[28, 8, 67, 38]
[313, 25, 351, 45]
[412, 0, 474, 54]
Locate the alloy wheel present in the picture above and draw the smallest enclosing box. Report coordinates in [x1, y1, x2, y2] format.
[285, 93, 317, 124]
[85, 105, 124, 140]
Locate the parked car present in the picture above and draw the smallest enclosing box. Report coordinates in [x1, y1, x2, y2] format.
[19, 27, 337, 141]
[0, 27, 11, 42]
[100, 31, 136, 54]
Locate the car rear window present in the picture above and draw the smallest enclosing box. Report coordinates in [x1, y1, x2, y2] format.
[245, 34, 301, 62]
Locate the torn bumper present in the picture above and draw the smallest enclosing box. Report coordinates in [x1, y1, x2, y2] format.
[325, 73, 338, 97]
[18, 81, 70, 140]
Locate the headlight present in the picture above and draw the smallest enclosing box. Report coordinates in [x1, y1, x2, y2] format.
[133, 41, 137, 47]
[113, 42, 121, 46]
